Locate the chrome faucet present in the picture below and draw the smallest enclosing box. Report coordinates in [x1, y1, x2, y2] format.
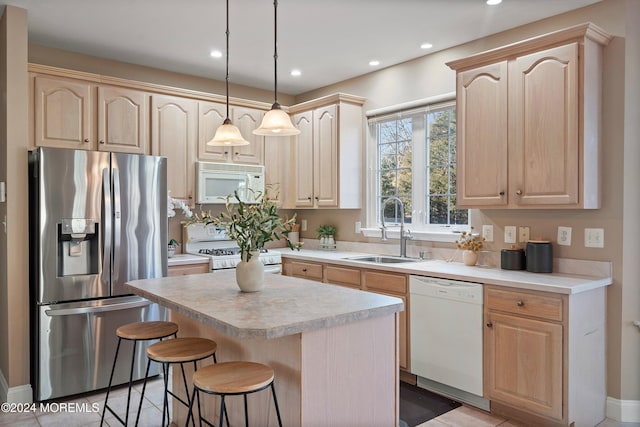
[380, 196, 413, 257]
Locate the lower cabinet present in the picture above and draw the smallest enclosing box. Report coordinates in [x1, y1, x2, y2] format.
[282, 258, 409, 371]
[167, 263, 210, 277]
[484, 285, 606, 426]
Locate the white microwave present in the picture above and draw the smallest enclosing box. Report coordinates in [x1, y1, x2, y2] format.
[196, 162, 265, 204]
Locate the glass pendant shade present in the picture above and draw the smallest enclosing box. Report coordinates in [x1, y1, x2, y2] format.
[208, 119, 249, 146]
[253, 104, 300, 136]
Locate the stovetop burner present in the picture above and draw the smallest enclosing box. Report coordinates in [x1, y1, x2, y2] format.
[198, 248, 240, 256]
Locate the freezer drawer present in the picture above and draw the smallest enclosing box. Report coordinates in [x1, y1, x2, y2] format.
[35, 296, 165, 401]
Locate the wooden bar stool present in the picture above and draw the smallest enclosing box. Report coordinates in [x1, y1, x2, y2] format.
[100, 320, 178, 426]
[186, 361, 283, 427]
[136, 337, 219, 427]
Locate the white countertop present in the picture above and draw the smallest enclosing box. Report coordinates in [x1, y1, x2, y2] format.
[276, 249, 612, 295]
[167, 253, 209, 266]
[126, 269, 403, 339]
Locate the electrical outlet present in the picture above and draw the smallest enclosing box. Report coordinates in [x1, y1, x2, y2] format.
[482, 225, 494, 242]
[301, 219, 308, 232]
[557, 226, 572, 246]
[355, 221, 361, 233]
[519, 226, 530, 243]
[504, 226, 516, 244]
[585, 228, 604, 248]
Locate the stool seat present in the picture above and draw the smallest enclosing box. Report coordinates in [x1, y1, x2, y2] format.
[147, 337, 218, 363]
[194, 361, 275, 394]
[116, 320, 178, 340]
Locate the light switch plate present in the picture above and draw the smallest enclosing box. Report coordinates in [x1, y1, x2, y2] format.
[301, 219, 308, 232]
[482, 225, 494, 242]
[355, 221, 361, 233]
[504, 226, 516, 244]
[518, 226, 530, 243]
[557, 226, 572, 246]
[585, 228, 604, 248]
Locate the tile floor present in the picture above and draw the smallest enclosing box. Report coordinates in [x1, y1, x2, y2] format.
[1, 378, 639, 427]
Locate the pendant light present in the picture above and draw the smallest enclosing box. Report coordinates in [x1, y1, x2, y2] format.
[253, 0, 300, 136]
[208, 0, 249, 146]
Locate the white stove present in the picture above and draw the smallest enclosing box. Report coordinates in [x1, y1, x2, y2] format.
[184, 224, 282, 271]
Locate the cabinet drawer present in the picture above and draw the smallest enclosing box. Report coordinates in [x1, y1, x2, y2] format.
[325, 265, 361, 288]
[167, 263, 210, 276]
[363, 270, 407, 294]
[486, 287, 563, 322]
[288, 261, 323, 281]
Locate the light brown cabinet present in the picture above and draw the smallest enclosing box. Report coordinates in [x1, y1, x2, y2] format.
[484, 284, 606, 426]
[289, 94, 365, 209]
[281, 258, 409, 370]
[151, 94, 197, 203]
[167, 263, 210, 276]
[448, 23, 611, 209]
[97, 86, 149, 154]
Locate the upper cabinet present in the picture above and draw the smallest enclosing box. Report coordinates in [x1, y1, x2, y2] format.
[289, 93, 365, 209]
[151, 94, 197, 204]
[197, 101, 265, 165]
[32, 73, 149, 154]
[447, 23, 611, 209]
[33, 75, 94, 150]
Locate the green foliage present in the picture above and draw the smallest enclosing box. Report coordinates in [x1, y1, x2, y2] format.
[186, 189, 298, 261]
[316, 224, 337, 237]
[168, 239, 180, 247]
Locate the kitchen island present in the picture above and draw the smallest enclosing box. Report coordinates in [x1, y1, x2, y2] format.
[126, 270, 404, 427]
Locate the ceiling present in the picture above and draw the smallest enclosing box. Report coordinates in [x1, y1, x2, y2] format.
[2, 0, 601, 95]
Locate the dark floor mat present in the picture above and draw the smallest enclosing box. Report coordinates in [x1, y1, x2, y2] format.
[399, 382, 461, 427]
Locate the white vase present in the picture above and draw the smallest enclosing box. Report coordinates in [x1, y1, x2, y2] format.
[167, 245, 176, 258]
[235, 250, 264, 292]
[462, 250, 478, 266]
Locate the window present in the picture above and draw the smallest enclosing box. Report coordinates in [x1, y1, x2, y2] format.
[367, 100, 468, 236]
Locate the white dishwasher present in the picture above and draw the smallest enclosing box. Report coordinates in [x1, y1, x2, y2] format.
[409, 275, 489, 410]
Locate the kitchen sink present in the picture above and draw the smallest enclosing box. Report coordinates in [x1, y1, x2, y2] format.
[344, 255, 421, 264]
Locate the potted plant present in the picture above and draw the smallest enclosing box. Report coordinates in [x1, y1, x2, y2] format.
[168, 238, 180, 258]
[316, 225, 337, 249]
[188, 189, 298, 292]
[455, 226, 485, 266]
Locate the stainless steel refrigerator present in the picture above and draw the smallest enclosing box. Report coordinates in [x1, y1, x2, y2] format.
[28, 147, 168, 401]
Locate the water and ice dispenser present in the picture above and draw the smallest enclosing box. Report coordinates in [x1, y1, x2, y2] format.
[57, 218, 99, 276]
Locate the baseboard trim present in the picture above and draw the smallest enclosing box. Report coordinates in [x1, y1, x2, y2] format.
[0, 369, 33, 404]
[606, 396, 640, 422]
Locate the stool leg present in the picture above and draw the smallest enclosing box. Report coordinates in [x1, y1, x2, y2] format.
[218, 395, 227, 427]
[101, 337, 122, 426]
[244, 394, 250, 427]
[134, 356, 153, 427]
[186, 387, 197, 427]
[270, 383, 283, 427]
[161, 363, 169, 427]
[123, 340, 139, 426]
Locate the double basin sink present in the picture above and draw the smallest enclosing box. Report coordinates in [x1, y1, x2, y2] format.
[344, 255, 421, 264]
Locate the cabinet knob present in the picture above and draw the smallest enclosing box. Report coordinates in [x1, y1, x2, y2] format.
[516, 190, 523, 195]
[83, 138, 89, 143]
[224, 151, 229, 155]
[307, 197, 312, 201]
[315, 196, 319, 200]
[499, 191, 505, 196]
[486, 321, 493, 328]
[516, 300, 525, 307]
[99, 140, 105, 144]
[302, 268, 307, 272]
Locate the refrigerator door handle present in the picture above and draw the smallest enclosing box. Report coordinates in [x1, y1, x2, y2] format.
[102, 168, 112, 288]
[112, 167, 122, 283]
[44, 299, 152, 316]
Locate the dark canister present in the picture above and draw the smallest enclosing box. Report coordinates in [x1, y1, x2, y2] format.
[526, 240, 553, 273]
[501, 246, 526, 270]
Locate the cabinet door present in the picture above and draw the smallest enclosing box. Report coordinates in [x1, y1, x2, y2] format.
[97, 86, 149, 154]
[485, 311, 563, 420]
[263, 134, 292, 206]
[151, 94, 197, 203]
[292, 111, 314, 207]
[456, 62, 508, 207]
[509, 43, 579, 206]
[34, 76, 94, 150]
[313, 104, 339, 207]
[197, 101, 229, 162]
[231, 107, 264, 165]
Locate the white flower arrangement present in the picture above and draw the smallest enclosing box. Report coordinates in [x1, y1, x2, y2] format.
[167, 194, 193, 218]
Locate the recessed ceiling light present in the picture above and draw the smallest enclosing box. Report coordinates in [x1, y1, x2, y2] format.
[210, 50, 222, 58]
[420, 43, 433, 49]
[369, 60, 380, 66]
[486, 0, 502, 5]
[290, 69, 301, 77]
